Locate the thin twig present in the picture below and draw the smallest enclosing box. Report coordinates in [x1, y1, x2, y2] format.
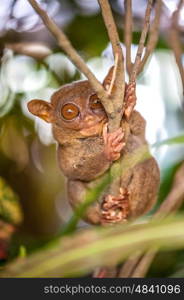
[107, 54, 119, 96]
[169, 0, 184, 96]
[118, 251, 142, 277]
[5, 42, 52, 60]
[98, 0, 125, 131]
[124, 0, 133, 76]
[130, 248, 158, 278]
[119, 162, 184, 278]
[27, 0, 114, 116]
[98, 0, 123, 62]
[130, 0, 154, 83]
[138, 0, 162, 74]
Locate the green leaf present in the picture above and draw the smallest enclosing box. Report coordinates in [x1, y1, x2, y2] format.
[152, 134, 184, 148]
[2, 215, 184, 277]
[171, 266, 184, 278]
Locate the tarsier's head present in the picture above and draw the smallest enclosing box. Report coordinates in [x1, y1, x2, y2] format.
[27, 68, 113, 140]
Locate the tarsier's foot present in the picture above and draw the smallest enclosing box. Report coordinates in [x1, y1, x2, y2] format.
[124, 81, 137, 120]
[101, 188, 129, 225]
[103, 124, 126, 161]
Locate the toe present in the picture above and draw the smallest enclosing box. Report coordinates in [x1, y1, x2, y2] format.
[114, 142, 125, 153]
[102, 123, 108, 142]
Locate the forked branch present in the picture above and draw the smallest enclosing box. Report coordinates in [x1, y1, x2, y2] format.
[28, 0, 127, 132]
[124, 0, 161, 81]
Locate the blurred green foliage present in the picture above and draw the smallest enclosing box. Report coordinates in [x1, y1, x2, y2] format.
[0, 177, 22, 225]
[66, 15, 109, 56]
[2, 215, 184, 277]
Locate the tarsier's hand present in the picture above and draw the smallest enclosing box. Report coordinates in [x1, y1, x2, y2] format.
[124, 81, 137, 120]
[102, 124, 126, 162]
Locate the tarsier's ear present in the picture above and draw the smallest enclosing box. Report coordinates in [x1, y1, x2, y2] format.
[102, 66, 114, 90]
[27, 100, 55, 123]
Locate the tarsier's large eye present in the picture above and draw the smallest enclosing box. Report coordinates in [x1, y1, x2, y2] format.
[90, 94, 103, 110]
[61, 103, 79, 120]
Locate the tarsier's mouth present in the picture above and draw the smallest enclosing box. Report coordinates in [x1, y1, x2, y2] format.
[79, 119, 107, 137]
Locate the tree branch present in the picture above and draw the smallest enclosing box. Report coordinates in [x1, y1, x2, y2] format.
[138, 0, 162, 74]
[5, 42, 52, 60]
[128, 248, 157, 278]
[97, 0, 126, 207]
[27, 0, 114, 116]
[168, 0, 184, 96]
[119, 162, 184, 278]
[124, 0, 133, 76]
[98, 0, 125, 131]
[130, 0, 154, 83]
[118, 251, 142, 277]
[107, 54, 119, 96]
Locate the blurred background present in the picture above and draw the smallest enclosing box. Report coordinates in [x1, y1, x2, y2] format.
[0, 0, 184, 277]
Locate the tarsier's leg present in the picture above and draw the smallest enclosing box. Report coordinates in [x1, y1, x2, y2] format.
[100, 156, 160, 225]
[124, 81, 137, 121]
[67, 179, 102, 225]
[68, 139, 159, 226]
[122, 157, 160, 219]
[67, 178, 129, 226]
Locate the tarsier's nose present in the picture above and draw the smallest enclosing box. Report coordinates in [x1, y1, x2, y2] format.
[83, 115, 95, 125]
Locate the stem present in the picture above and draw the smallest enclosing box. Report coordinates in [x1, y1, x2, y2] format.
[168, 0, 184, 96]
[138, 0, 162, 74]
[124, 0, 133, 76]
[130, 0, 154, 82]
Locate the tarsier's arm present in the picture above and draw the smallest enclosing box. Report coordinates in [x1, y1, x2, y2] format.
[57, 127, 125, 182]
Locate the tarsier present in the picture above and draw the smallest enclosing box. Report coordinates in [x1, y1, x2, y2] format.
[28, 67, 160, 225]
